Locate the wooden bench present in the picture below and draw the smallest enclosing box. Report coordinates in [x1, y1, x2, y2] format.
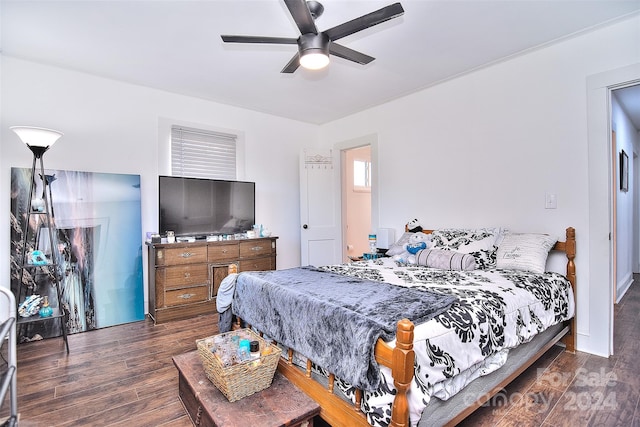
[173, 351, 321, 427]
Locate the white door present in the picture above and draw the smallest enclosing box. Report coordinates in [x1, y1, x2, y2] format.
[300, 148, 341, 266]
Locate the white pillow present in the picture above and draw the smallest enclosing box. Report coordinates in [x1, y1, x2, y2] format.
[496, 233, 557, 273]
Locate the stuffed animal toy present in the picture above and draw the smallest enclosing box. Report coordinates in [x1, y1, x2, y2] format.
[407, 218, 423, 233]
[392, 232, 430, 264]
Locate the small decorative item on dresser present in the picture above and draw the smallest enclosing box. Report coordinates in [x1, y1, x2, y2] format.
[166, 230, 176, 243]
[39, 296, 53, 318]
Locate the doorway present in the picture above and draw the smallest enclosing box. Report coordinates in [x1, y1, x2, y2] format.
[611, 84, 640, 306]
[586, 63, 640, 357]
[342, 145, 372, 261]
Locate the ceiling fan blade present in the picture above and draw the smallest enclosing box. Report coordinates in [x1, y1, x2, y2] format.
[284, 0, 318, 35]
[324, 2, 404, 42]
[221, 35, 298, 44]
[281, 53, 301, 73]
[329, 43, 374, 65]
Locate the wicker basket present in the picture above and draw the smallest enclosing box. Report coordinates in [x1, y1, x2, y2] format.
[196, 329, 282, 402]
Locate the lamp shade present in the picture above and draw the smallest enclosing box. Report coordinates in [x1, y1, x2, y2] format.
[11, 126, 63, 148]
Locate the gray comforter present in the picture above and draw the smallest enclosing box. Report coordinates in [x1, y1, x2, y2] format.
[232, 266, 456, 391]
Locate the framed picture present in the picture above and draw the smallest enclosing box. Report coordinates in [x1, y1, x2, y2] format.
[620, 149, 629, 192]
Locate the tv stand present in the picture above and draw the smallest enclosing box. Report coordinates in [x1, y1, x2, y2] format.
[146, 237, 277, 324]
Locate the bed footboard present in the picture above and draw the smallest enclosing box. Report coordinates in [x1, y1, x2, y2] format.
[239, 317, 415, 427]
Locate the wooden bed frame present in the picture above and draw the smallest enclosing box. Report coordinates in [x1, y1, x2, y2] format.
[242, 227, 576, 427]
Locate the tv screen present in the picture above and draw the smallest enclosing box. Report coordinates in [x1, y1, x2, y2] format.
[159, 176, 255, 238]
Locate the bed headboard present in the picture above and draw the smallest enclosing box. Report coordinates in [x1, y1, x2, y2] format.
[410, 227, 575, 275]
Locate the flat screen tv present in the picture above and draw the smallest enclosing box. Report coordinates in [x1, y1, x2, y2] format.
[159, 176, 255, 238]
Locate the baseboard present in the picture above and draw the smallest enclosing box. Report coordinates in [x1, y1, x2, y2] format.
[616, 273, 634, 304]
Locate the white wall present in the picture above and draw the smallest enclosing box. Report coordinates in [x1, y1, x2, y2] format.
[612, 92, 640, 301]
[319, 15, 640, 356]
[0, 57, 318, 311]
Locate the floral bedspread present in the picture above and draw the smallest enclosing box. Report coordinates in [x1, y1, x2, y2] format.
[317, 257, 575, 427]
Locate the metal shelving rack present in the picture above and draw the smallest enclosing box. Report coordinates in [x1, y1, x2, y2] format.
[15, 151, 69, 354]
[0, 287, 18, 426]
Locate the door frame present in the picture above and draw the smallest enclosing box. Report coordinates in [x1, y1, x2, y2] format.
[587, 62, 640, 356]
[335, 134, 379, 262]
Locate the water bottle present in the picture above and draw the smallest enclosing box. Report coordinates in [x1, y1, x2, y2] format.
[368, 234, 377, 255]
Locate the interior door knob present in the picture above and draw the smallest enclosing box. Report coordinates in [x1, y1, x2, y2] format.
[303, 224, 308, 229]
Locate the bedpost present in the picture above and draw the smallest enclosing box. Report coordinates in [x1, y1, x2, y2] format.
[389, 318, 414, 427]
[562, 227, 576, 353]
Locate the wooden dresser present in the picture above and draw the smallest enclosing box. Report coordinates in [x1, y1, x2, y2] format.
[147, 237, 277, 324]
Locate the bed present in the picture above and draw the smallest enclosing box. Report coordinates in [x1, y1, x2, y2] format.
[230, 226, 576, 427]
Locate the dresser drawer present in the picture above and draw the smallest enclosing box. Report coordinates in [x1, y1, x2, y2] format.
[239, 240, 274, 258]
[157, 264, 209, 288]
[156, 246, 208, 266]
[164, 285, 209, 307]
[208, 243, 239, 262]
[239, 256, 274, 272]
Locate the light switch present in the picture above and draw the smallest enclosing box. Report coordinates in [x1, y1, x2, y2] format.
[545, 193, 557, 209]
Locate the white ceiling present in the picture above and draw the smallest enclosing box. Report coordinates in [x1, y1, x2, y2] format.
[2, 0, 640, 125]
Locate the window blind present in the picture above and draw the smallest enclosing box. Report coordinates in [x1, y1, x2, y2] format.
[171, 126, 237, 180]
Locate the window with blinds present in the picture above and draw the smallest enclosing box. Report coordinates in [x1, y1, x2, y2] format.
[171, 126, 237, 180]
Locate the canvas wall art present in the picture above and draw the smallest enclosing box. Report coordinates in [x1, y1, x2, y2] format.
[10, 167, 144, 342]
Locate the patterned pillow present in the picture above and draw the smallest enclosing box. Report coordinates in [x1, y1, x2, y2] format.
[496, 233, 557, 273]
[430, 228, 504, 269]
[415, 249, 476, 271]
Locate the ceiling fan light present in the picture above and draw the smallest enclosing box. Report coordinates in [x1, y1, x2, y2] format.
[300, 51, 330, 70]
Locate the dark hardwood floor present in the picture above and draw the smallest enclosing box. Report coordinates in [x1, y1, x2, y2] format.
[2, 313, 219, 426]
[1, 277, 638, 426]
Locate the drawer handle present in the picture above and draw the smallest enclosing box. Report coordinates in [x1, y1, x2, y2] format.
[222, 249, 228, 253]
[251, 246, 263, 251]
[184, 272, 191, 278]
[181, 252, 194, 258]
[178, 293, 196, 300]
